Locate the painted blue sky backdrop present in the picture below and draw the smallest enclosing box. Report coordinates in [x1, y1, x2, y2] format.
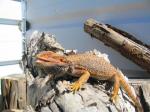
[27, 0, 150, 44]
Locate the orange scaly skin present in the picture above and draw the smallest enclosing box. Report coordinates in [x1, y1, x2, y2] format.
[35, 51, 143, 112]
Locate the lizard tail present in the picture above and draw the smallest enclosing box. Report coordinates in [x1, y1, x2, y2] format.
[118, 71, 143, 112]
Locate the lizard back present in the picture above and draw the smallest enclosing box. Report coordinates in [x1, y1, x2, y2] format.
[66, 53, 118, 80]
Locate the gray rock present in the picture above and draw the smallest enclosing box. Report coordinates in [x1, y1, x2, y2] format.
[41, 106, 52, 112]
[141, 83, 150, 111]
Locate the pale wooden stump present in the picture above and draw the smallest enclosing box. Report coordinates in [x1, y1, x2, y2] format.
[1, 74, 26, 110]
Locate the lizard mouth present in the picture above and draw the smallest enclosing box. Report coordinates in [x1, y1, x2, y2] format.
[36, 57, 51, 62]
[36, 57, 65, 64]
[35, 57, 52, 66]
[36, 59, 45, 63]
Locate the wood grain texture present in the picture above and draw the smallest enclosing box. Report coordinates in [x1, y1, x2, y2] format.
[84, 18, 150, 73]
[1, 74, 26, 110]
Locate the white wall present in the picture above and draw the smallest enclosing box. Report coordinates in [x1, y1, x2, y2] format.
[26, 0, 150, 78]
[0, 0, 23, 78]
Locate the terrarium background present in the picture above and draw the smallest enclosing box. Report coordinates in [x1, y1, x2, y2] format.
[26, 0, 150, 78]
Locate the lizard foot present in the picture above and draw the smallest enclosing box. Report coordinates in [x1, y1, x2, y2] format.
[110, 94, 119, 104]
[69, 81, 82, 93]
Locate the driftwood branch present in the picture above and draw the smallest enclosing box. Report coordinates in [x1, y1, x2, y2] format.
[84, 18, 150, 73]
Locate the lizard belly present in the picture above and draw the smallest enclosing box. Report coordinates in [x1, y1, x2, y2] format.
[89, 71, 114, 80]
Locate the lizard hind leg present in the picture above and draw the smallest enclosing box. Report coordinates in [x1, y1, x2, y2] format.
[110, 75, 120, 103]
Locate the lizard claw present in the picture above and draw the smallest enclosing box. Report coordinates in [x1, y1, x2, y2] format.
[110, 94, 119, 104]
[69, 81, 82, 93]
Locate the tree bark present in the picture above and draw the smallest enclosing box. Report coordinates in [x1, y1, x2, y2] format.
[84, 18, 150, 73]
[1, 74, 26, 110]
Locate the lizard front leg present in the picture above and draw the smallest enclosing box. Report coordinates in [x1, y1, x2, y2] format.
[69, 70, 90, 92]
[111, 75, 120, 103]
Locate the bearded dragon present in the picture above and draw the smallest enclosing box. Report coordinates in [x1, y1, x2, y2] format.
[35, 51, 143, 112]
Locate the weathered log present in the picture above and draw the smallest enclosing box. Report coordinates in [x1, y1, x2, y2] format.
[84, 18, 150, 73]
[1, 74, 26, 110]
[105, 24, 150, 50]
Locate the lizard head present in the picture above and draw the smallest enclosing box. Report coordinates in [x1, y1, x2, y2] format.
[35, 51, 57, 67]
[35, 51, 70, 76]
